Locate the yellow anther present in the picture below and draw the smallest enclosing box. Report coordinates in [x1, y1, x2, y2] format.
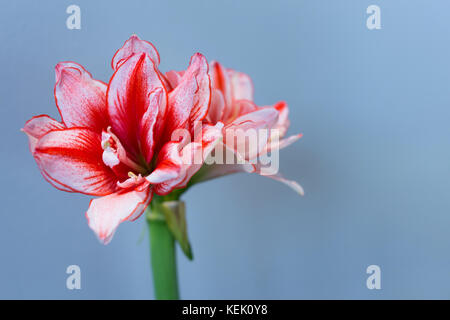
[128, 172, 138, 179]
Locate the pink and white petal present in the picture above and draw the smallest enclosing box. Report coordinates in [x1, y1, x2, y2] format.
[107, 53, 166, 158]
[40, 168, 77, 193]
[165, 53, 211, 136]
[34, 128, 118, 196]
[188, 53, 211, 124]
[251, 161, 304, 195]
[150, 123, 224, 193]
[140, 88, 162, 163]
[263, 133, 303, 154]
[22, 116, 76, 192]
[206, 89, 225, 124]
[225, 107, 278, 130]
[146, 142, 183, 185]
[210, 61, 233, 117]
[164, 70, 185, 90]
[264, 173, 304, 196]
[111, 35, 160, 70]
[117, 174, 149, 191]
[193, 163, 255, 184]
[228, 69, 254, 101]
[22, 115, 65, 152]
[54, 62, 108, 131]
[152, 141, 201, 193]
[189, 141, 255, 184]
[210, 61, 232, 110]
[224, 108, 279, 160]
[165, 83, 194, 133]
[235, 100, 258, 117]
[23, 115, 65, 139]
[174, 122, 224, 189]
[272, 101, 290, 138]
[225, 99, 258, 123]
[86, 187, 152, 244]
[146, 166, 180, 185]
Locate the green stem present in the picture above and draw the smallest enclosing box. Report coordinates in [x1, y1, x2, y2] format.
[146, 202, 179, 300]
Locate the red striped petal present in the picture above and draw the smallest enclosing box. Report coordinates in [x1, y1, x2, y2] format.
[210, 61, 232, 110]
[111, 35, 160, 70]
[228, 68, 254, 101]
[107, 53, 166, 161]
[272, 101, 290, 138]
[206, 89, 225, 124]
[149, 122, 223, 194]
[34, 128, 118, 196]
[140, 88, 163, 163]
[54, 62, 108, 131]
[86, 187, 152, 244]
[22, 115, 65, 153]
[224, 108, 279, 160]
[164, 53, 211, 136]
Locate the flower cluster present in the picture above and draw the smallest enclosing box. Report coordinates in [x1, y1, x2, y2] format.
[23, 35, 302, 244]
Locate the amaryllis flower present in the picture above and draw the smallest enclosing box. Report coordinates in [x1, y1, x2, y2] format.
[174, 61, 304, 195]
[23, 35, 222, 244]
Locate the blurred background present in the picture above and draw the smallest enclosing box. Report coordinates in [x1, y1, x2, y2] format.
[1, 0, 450, 299]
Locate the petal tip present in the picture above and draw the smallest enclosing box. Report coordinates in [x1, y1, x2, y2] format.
[54, 62, 86, 84]
[112, 35, 160, 70]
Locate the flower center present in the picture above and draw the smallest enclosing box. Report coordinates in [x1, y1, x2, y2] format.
[101, 131, 120, 168]
[100, 127, 148, 175]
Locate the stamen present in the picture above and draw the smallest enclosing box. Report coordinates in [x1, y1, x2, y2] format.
[101, 126, 149, 174]
[128, 172, 138, 179]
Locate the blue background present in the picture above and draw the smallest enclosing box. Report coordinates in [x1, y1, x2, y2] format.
[1, 0, 450, 299]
